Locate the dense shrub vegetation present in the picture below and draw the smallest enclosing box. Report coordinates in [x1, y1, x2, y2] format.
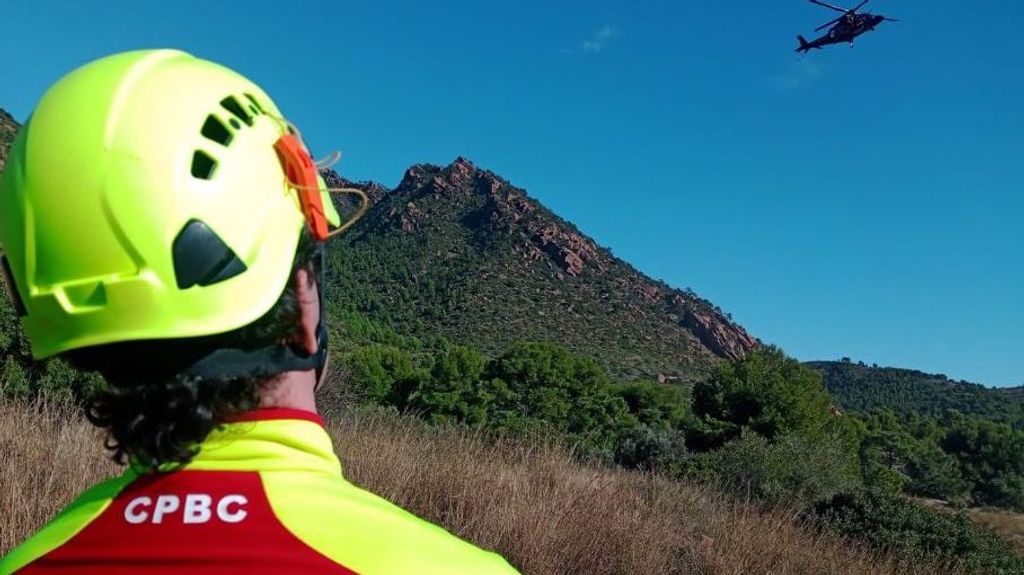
[319, 159, 748, 384]
[811, 360, 1024, 427]
[812, 489, 1024, 573]
[328, 323, 1024, 570]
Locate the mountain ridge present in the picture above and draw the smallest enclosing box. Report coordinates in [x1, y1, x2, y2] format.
[323, 155, 758, 381]
[809, 359, 1024, 424]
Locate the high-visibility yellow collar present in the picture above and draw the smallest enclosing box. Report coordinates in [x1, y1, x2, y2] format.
[172, 408, 343, 477]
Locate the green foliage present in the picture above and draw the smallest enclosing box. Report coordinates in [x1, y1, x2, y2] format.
[855, 408, 1024, 511]
[610, 380, 689, 430]
[341, 341, 640, 457]
[331, 308, 428, 349]
[613, 425, 689, 474]
[695, 431, 861, 506]
[691, 346, 838, 449]
[810, 360, 1024, 427]
[340, 344, 428, 406]
[409, 345, 490, 425]
[979, 474, 1024, 511]
[480, 343, 635, 454]
[1, 355, 29, 398]
[606, 382, 692, 471]
[0, 293, 104, 401]
[907, 444, 972, 504]
[322, 161, 737, 384]
[942, 412, 1024, 510]
[812, 489, 1024, 574]
[859, 444, 912, 495]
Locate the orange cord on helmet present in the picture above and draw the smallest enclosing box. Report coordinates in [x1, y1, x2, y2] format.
[285, 182, 371, 240]
[324, 185, 370, 238]
[269, 115, 369, 240]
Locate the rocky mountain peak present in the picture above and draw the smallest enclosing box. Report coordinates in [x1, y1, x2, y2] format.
[397, 156, 500, 198]
[347, 155, 759, 367]
[320, 168, 389, 205]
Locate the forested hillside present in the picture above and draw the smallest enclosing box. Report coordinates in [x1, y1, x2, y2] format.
[810, 360, 1024, 425]
[322, 158, 757, 383]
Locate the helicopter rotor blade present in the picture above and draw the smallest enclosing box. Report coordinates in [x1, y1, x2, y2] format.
[850, 0, 869, 13]
[814, 15, 844, 31]
[808, 0, 849, 14]
[883, 17, 899, 22]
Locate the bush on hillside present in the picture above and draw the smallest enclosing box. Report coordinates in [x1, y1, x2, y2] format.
[610, 380, 689, 430]
[480, 342, 635, 455]
[613, 425, 689, 474]
[690, 346, 837, 450]
[811, 488, 1024, 574]
[408, 344, 490, 425]
[340, 344, 428, 406]
[694, 431, 861, 507]
[0, 297, 103, 400]
[907, 444, 973, 506]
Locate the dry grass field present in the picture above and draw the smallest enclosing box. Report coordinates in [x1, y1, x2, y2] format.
[1, 394, 958, 574]
[965, 509, 1024, 555]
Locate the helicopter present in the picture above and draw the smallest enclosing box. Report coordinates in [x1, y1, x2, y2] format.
[795, 0, 897, 53]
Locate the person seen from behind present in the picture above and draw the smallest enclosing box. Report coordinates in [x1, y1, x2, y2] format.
[0, 49, 519, 574]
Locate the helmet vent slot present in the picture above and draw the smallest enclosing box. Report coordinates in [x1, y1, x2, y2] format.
[201, 115, 233, 147]
[191, 150, 217, 179]
[172, 219, 247, 289]
[220, 96, 253, 127]
[244, 93, 265, 115]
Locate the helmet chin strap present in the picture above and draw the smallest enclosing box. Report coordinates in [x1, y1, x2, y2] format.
[177, 322, 326, 382]
[314, 339, 330, 393]
[181, 245, 330, 388]
[312, 243, 329, 392]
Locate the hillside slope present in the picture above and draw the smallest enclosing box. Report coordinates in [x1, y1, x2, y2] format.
[323, 158, 757, 382]
[809, 360, 1024, 424]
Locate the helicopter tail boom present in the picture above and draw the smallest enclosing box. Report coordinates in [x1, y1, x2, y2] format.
[795, 35, 816, 53]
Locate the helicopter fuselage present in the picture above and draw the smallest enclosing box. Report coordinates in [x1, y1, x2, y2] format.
[797, 13, 887, 51]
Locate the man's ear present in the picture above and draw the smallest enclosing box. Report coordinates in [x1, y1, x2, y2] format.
[293, 267, 320, 356]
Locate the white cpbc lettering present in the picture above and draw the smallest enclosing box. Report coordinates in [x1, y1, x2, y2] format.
[217, 494, 248, 523]
[123, 494, 248, 525]
[124, 496, 151, 524]
[152, 495, 180, 524]
[183, 494, 213, 524]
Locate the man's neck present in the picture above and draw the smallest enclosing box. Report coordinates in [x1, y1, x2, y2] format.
[258, 369, 319, 413]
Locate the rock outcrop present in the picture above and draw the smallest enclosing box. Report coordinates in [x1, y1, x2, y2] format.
[0, 108, 20, 172]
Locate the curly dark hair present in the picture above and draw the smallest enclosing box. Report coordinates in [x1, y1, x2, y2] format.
[66, 232, 322, 470]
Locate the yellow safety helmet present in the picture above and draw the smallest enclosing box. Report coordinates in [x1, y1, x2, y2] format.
[0, 49, 345, 360]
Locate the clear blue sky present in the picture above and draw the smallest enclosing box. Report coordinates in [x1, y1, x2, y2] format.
[2, 0, 1021, 387]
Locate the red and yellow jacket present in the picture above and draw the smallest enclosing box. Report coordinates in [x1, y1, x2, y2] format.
[0, 409, 519, 574]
